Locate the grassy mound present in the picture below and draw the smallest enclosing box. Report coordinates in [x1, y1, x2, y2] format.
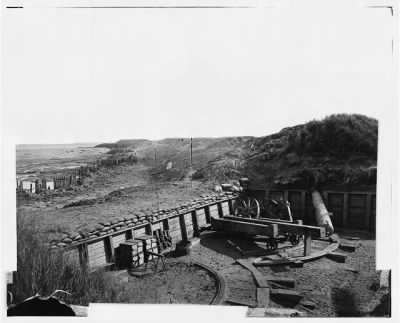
[285, 114, 378, 160]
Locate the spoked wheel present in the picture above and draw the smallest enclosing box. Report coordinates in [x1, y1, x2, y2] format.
[234, 197, 260, 218]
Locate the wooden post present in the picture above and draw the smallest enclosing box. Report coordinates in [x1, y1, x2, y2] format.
[300, 191, 306, 221]
[126, 230, 133, 240]
[217, 202, 223, 218]
[145, 223, 153, 235]
[78, 244, 89, 269]
[204, 205, 211, 223]
[228, 199, 234, 215]
[303, 229, 312, 256]
[179, 214, 188, 241]
[365, 194, 372, 230]
[105, 236, 115, 263]
[163, 219, 170, 231]
[192, 210, 200, 237]
[343, 193, 349, 227]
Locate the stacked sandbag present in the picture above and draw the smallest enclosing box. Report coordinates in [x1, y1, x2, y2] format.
[50, 191, 237, 249]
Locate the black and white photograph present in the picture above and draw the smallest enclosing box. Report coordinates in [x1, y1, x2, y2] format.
[1, 0, 398, 321]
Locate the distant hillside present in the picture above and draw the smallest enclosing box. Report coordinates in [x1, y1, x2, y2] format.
[95, 139, 152, 150]
[97, 114, 378, 191]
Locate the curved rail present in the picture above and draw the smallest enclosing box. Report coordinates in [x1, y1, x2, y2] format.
[253, 238, 340, 266]
[193, 262, 227, 305]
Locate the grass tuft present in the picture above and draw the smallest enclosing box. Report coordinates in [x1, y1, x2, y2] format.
[10, 215, 126, 306]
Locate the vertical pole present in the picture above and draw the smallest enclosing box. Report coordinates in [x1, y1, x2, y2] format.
[365, 194, 372, 230]
[126, 230, 133, 240]
[145, 222, 153, 236]
[179, 214, 188, 241]
[204, 205, 211, 223]
[227, 198, 234, 215]
[163, 219, 170, 231]
[154, 147, 159, 211]
[217, 202, 223, 218]
[343, 193, 349, 227]
[192, 210, 200, 237]
[78, 244, 89, 270]
[190, 137, 193, 190]
[105, 236, 115, 263]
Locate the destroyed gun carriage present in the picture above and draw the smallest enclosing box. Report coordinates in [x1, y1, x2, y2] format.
[233, 178, 293, 221]
[228, 178, 303, 249]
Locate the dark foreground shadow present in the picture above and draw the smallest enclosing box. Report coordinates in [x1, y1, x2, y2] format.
[332, 287, 361, 317]
[8, 296, 76, 316]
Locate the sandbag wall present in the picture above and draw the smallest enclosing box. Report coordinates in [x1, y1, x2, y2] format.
[52, 192, 238, 271]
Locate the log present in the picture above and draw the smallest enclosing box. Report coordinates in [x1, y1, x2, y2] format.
[311, 191, 334, 235]
[326, 251, 346, 263]
[291, 260, 304, 268]
[339, 243, 357, 252]
[299, 299, 316, 309]
[270, 289, 303, 303]
[265, 277, 295, 288]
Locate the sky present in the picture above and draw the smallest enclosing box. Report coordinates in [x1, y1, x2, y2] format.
[1, 0, 395, 144]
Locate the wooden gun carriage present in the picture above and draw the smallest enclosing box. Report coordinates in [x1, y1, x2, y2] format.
[214, 178, 327, 255]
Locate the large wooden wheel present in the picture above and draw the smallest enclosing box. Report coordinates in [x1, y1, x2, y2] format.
[234, 197, 260, 218]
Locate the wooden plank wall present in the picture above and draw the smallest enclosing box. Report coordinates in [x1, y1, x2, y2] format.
[258, 189, 376, 232]
[70, 197, 238, 271]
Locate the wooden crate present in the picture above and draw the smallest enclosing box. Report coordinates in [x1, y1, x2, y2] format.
[118, 240, 144, 269]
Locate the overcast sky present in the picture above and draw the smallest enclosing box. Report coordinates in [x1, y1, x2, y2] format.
[2, 1, 394, 144]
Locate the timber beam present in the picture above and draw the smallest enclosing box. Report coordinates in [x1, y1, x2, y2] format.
[223, 216, 325, 238]
[211, 217, 278, 238]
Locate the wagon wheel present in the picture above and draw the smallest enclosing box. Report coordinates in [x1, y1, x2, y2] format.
[234, 197, 260, 218]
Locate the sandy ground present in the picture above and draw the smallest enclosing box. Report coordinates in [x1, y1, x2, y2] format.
[15, 162, 386, 317]
[111, 262, 217, 305]
[105, 231, 386, 317]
